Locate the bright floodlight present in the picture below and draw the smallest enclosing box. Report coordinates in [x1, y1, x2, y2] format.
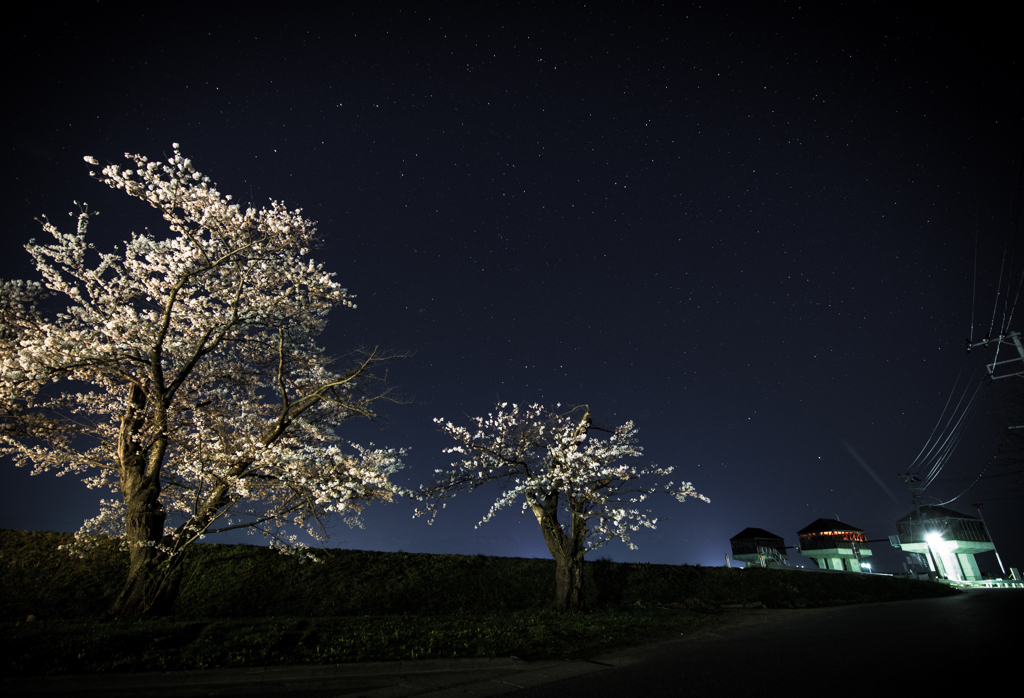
[925, 532, 943, 546]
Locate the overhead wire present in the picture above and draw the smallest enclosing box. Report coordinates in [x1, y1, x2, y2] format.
[987, 150, 1021, 338]
[1000, 132, 1024, 335]
[927, 372, 986, 473]
[996, 215, 1021, 337]
[906, 361, 968, 471]
[971, 57, 981, 344]
[1001, 269, 1024, 336]
[937, 460, 993, 506]
[988, 247, 1008, 338]
[911, 64, 1024, 505]
[970, 202, 978, 343]
[908, 361, 985, 484]
[919, 372, 988, 491]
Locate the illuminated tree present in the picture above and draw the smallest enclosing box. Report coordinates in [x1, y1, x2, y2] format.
[420, 403, 708, 611]
[0, 146, 406, 616]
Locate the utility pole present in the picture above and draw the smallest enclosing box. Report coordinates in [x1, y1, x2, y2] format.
[972, 503, 1006, 575]
[902, 473, 934, 578]
[903, 472, 922, 517]
[967, 331, 1024, 379]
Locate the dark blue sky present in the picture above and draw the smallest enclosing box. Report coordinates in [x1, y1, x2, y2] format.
[3, 2, 1021, 575]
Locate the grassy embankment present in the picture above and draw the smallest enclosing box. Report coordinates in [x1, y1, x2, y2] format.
[0, 529, 956, 677]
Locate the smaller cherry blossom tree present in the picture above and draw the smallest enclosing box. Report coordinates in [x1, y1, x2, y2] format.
[420, 403, 708, 611]
[0, 146, 407, 617]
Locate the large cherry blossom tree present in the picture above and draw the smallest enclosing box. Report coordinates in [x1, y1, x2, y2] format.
[421, 403, 708, 611]
[0, 146, 406, 616]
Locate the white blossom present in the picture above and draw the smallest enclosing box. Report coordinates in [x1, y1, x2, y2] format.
[1, 145, 407, 563]
[419, 403, 708, 553]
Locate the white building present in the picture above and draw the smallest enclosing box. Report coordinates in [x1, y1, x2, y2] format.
[894, 505, 994, 582]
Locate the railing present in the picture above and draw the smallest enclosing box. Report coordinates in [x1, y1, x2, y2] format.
[941, 578, 1024, 589]
[731, 541, 785, 556]
[756, 546, 789, 567]
[895, 520, 991, 545]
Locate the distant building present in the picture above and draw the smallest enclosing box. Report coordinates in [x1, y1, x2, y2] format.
[797, 518, 872, 572]
[894, 505, 994, 581]
[730, 527, 789, 568]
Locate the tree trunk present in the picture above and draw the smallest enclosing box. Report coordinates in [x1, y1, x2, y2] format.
[110, 383, 181, 617]
[111, 549, 183, 617]
[552, 550, 585, 612]
[533, 493, 589, 612]
[109, 475, 181, 617]
[538, 413, 594, 612]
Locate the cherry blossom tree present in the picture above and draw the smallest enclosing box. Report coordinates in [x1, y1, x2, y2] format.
[0, 146, 406, 617]
[420, 403, 708, 611]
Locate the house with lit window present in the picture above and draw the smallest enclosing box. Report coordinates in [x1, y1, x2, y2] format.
[796, 518, 872, 572]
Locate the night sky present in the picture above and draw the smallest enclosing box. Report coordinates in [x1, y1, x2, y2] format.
[3, 2, 1022, 576]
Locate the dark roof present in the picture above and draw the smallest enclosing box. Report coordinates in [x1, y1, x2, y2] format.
[896, 505, 980, 524]
[797, 518, 865, 535]
[730, 527, 784, 541]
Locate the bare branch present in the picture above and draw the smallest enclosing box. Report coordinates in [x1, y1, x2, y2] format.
[2, 146, 409, 615]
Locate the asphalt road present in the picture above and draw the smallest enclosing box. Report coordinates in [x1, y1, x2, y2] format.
[6, 589, 1020, 697]
[507, 589, 1022, 697]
